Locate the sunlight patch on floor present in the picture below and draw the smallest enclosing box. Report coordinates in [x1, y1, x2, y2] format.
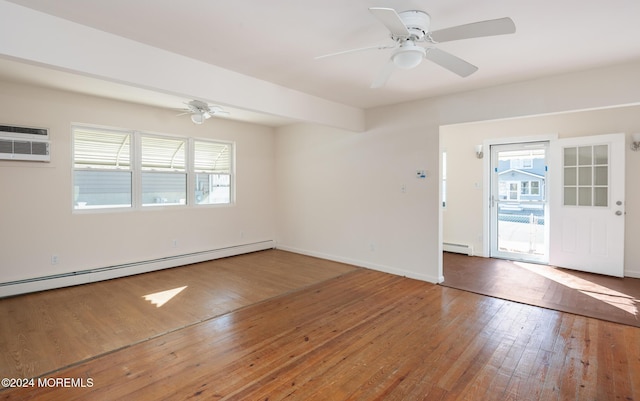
[143, 286, 188, 307]
[514, 262, 638, 316]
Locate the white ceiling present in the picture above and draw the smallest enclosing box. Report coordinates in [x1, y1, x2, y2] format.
[3, 0, 640, 124]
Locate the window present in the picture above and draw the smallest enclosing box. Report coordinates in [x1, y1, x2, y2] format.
[530, 181, 540, 195]
[141, 135, 186, 206]
[73, 127, 132, 209]
[441, 150, 447, 208]
[563, 145, 608, 207]
[73, 126, 233, 210]
[194, 140, 232, 204]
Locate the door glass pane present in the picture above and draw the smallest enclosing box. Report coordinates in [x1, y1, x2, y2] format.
[594, 166, 608, 185]
[594, 187, 608, 207]
[564, 167, 577, 185]
[564, 187, 577, 206]
[493, 144, 547, 261]
[594, 145, 608, 164]
[578, 187, 592, 206]
[578, 166, 592, 185]
[578, 146, 592, 165]
[564, 147, 577, 166]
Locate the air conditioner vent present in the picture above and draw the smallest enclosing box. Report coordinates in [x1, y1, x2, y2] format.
[0, 125, 48, 137]
[0, 125, 50, 162]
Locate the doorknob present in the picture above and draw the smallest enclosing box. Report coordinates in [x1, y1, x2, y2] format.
[615, 210, 623, 216]
[616, 200, 622, 206]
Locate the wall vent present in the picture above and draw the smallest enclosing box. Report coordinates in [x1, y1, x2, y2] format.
[0, 124, 50, 162]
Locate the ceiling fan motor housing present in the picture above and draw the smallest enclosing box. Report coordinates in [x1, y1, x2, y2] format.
[398, 10, 431, 40]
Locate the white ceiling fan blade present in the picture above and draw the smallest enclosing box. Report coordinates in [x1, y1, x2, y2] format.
[370, 60, 396, 88]
[369, 7, 410, 38]
[315, 43, 396, 60]
[429, 17, 516, 43]
[213, 110, 230, 117]
[424, 47, 478, 77]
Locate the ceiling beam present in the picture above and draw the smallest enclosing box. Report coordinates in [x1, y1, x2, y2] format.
[0, 1, 365, 132]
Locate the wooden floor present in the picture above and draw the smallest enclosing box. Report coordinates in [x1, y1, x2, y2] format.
[1, 250, 640, 400]
[0, 250, 357, 380]
[441, 252, 640, 327]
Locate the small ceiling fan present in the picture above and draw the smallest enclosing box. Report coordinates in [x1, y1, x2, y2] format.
[316, 7, 516, 88]
[179, 100, 229, 124]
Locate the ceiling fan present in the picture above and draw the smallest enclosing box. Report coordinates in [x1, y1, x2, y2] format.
[179, 100, 230, 124]
[316, 7, 516, 88]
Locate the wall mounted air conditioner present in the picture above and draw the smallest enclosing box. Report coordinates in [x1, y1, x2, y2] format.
[0, 124, 50, 162]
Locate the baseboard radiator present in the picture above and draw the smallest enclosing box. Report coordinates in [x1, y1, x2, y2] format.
[0, 240, 275, 298]
[443, 242, 473, 256]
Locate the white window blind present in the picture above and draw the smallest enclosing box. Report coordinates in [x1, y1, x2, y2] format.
[193, 140, 231, 173]
[74, 128, 130, 169]
[141, 136, 186, 171]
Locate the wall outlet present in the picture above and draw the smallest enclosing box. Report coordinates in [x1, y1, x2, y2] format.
[51, 255, 59, 265]
[171, 239, 178, 248]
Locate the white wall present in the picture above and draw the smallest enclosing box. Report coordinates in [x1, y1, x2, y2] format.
[0, 81, 277, 288]
[275, 121, 440, 282]
[3, 60, 640, 292]
[441, 105, 640, 277]
[275, 60, 640, 283]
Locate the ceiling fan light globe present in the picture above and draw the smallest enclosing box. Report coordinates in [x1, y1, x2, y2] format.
[392, 44, 425, 69]
[190, 113, 205, 124]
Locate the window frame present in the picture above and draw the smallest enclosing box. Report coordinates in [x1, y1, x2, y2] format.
[139, 133, 188, 208]
[72, 126, 134, 210]
[72, 125, 235, 212]
[192, 139, 234, 206]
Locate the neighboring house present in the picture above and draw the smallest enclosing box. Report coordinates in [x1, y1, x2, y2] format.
[497, 157, 546, 201]
[497, 157, 546, 223]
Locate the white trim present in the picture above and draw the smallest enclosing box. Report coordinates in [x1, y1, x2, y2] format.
[481, 134, 558, 258]
[0, 241, 275, 298]
[276, 245, 443, 284]
[625, 270, 640, 279]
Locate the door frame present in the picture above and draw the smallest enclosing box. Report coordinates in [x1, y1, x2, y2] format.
[481, 134, 558, 258]
[489, 141, 550, 263]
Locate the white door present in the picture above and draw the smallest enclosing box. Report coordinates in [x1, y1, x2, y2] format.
[549, 133, 626, 277]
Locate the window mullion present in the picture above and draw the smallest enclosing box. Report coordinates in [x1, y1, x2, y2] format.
[132, 131, 141, 208]
[187, 139, 194, 206]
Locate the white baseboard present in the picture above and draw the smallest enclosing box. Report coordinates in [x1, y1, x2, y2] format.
[625, 269, 640, 279]
[0, 240, 275, 298]
[276, 244, 441, 284]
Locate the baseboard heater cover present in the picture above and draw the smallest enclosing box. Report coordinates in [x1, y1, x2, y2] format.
[443, 242, 473, 256]
[0, 240, 275, 298]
